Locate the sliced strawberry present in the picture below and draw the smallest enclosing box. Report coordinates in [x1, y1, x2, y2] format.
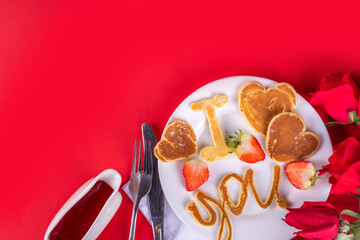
[285, 160, 319, 190]
[182, 159, 209, 191]
[235, 133, 265, 163]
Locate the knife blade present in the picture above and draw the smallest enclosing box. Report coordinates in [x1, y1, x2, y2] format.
[142, 123, 164, 240]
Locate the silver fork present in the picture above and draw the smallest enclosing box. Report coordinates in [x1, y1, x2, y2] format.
[128, 140, 153, 240]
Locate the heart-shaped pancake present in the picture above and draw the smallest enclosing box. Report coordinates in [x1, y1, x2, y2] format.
[238, 82, 297, 135]
[266, 112, 319, 162]
[154, 120, 197, 162]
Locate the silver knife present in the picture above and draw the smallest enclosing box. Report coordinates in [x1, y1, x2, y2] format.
[142, 123, 164, 240]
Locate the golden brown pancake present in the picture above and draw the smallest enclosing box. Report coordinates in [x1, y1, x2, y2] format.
[275, 82, 297, 107]
[238, 82, 297, 135]
[266, 112, 319, 162]
[154, 120, 197, 162]
[187, 165, 288, 240]
[191, 95, 233, 162]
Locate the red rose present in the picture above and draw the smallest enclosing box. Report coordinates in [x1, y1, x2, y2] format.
[308, 72, 360, 144]
[320, 137, 360, 194]
[290, 236, 313, 240]
[309, 72, 359, 123]
[283, 202, 339, 240]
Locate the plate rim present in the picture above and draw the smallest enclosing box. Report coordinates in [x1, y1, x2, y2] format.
[157, 75, 333, 239]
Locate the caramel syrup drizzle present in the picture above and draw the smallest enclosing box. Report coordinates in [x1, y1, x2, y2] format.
[187, 192, 232, 240]
[187, 165, 288, 240]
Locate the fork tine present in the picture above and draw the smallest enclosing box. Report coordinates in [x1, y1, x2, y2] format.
[138, 140, 142, 172]
[132, 140, 137, 173]
[143, 140, 148, 173]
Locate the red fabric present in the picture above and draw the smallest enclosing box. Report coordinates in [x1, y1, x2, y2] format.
[283, 202, 339, 240]
[2, 1, 360, 240]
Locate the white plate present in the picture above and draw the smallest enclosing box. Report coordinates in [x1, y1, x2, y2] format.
[158, 76, 332, 240]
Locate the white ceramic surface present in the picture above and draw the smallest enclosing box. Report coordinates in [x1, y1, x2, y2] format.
[44, 168, 122, 240]
[158, 76, 333, 240]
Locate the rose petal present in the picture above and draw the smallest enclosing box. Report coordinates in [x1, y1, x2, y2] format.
[328, 140, 360, 171]
[283, 212, 312, 230]
[328, 176, 338, 185]
[299, 201, 337, 211]
[310, 84, 358, 123]
[340, 72, 360, 99]
[284, 208, 338, 229]
[297, 224, 339, 240]
[291, 236, 313, 240]
[327, 191, 360, 222]
[320, 137, 360, 179]
[332, 161, 360, 194]
[333, 137, 358, 153]
[317, 72, 360, 99]
[284, 201, 340, 240]
[317, 72, 344, 91]
[320, 169, 344, 181]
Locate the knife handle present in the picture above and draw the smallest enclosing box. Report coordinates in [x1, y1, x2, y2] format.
[152, 219, 163, 240]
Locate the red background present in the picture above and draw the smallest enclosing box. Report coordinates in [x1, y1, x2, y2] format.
[1, 0, 360, 239]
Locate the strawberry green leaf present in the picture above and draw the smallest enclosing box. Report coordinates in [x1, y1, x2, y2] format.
[226, 129, 245, 150]
[226, 141, 236, 148]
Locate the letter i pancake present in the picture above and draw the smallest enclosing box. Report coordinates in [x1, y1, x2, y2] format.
[191, 95, 233, 162]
